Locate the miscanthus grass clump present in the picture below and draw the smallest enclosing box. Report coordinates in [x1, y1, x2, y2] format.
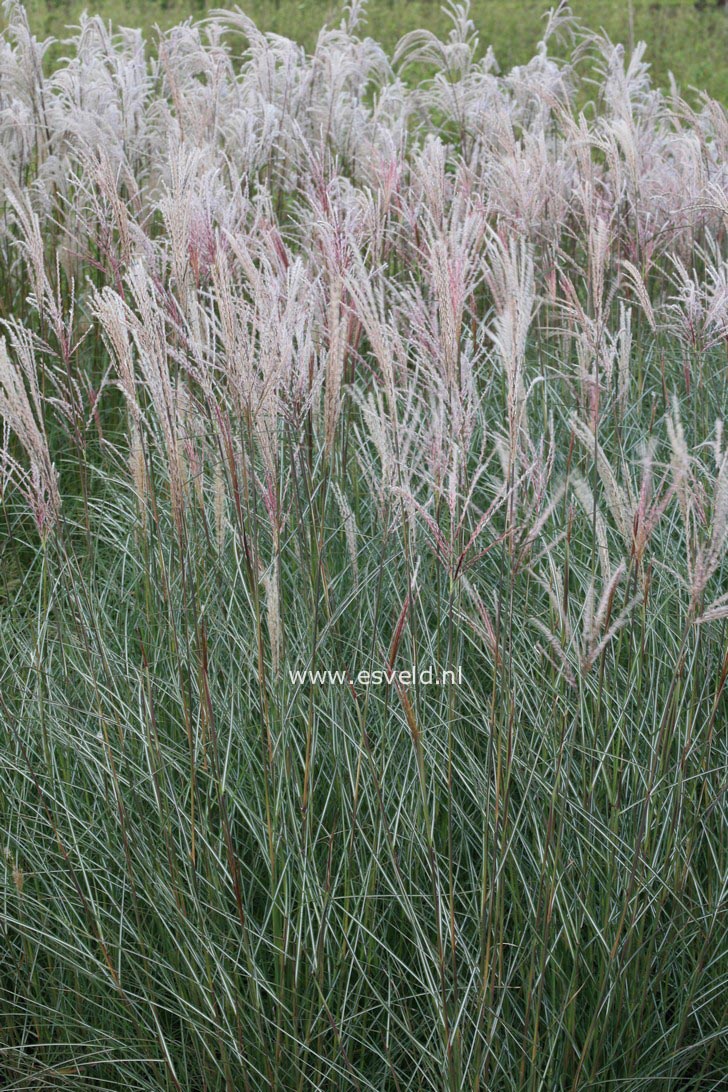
[1, 1, 727, 1088]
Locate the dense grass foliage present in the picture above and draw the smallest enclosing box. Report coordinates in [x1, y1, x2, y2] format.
[1, 2, 727, 1088]
[11, 0, 728, 102]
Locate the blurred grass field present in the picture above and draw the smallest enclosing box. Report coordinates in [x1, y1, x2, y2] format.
[10, 0, 728, 102]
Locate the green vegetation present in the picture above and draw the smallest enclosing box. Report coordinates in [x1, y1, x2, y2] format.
[11, 0, 728, 102]
[1, 3, 727, 1089]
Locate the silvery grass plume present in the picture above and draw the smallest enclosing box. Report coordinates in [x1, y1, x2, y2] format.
[92, 262, 186, 535]
[0, 327, 60, 538]
[694, 447, 728, 605]
[661, 399, 728, 627]
[570, 413, 674, 578]
[663, 237, 728, 359]
[210, 225, 319, 473]
[91, 283, 151, 520]
[484, 233, 537, 539]
[532, 558, 640, 684]
[307, 172, 362, 458]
